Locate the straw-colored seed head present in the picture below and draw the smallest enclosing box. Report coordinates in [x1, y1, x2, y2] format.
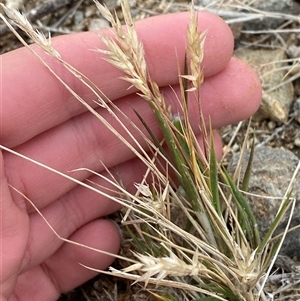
[123, 249, 203, 286]
[1, 4, 60, 58]
[180, 2, 206, 91]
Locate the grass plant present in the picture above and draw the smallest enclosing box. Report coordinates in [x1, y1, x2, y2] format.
[0, 1, 298, 300]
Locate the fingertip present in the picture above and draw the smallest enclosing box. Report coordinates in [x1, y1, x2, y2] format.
[226, 57, 262, 118]
[137, 11, 234, 82]
[197, 12, 235, 77]
[197, 57, 262, 128]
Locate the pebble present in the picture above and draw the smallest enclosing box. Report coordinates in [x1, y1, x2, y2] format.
[294, 98, 300, 124]
[228, 146, 300, 259]
[234, 48, 294, 123]
[267, 120, 276, 130]
[88, 18, 110, 31]
[294, 138, 300, 147]
[73, 11, 84, 25]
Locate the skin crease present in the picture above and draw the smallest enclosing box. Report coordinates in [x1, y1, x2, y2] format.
[0, 11, 262, 301]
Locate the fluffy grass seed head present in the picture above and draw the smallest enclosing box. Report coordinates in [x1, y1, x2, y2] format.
[94, 0, 166, 109]
[0, 4, 60, 58]
[121, 246, 203, 287]
[181, 1, 207, 91]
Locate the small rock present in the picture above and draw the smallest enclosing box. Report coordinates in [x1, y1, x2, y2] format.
[88, 18, 110, 31]
[267, 120, 276, 130]
[73, 11, 84, 25]
[294, 138, 300, 147]
[85, 5, 97, 18]
[234, 48, 294, 123]
[228, 146, 300, 259]
[104, 0, 121, 11]
[287, 45, 300, 59]
[294, 98, 300, 124]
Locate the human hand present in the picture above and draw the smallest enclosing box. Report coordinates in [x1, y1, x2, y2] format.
[0, 11, 261, 301]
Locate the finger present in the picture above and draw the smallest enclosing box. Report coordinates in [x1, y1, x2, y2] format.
[1, 12, 234, 147]
[14, 219, 120, 301]
[4, 57, 260, 207]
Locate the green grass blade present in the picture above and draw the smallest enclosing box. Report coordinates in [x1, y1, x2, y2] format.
[241, 138, 255, 192]
[221, 167, 260, 248]
[209, 135, 221, 216]
[133, 108, 167, 158]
